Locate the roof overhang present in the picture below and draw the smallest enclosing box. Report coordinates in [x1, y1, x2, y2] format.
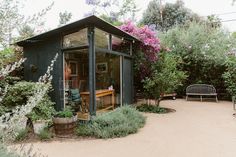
[16, 15, 141, 46]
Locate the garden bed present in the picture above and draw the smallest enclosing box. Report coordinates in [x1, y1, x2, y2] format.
[12, 106, 146, 142]
[76, 106, 146, 139]
[136, 104, 176, 114]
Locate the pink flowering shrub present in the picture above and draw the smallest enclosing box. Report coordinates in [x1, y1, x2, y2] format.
[119, 21, 160, 62]
[119, 22, 160, 80]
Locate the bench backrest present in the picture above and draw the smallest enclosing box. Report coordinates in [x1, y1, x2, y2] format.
[186, 84, 216, 94]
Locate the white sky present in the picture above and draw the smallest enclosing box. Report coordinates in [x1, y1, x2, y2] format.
[20, 0, 236, 32]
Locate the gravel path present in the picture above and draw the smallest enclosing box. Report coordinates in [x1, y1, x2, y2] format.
[32, 99, 236, 157]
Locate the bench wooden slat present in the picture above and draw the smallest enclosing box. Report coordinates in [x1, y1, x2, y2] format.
[186, 93, 217, 96]
[186, 84, 218, 102]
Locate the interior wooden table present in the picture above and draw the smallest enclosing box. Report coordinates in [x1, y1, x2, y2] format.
[80, 89, 115, 111]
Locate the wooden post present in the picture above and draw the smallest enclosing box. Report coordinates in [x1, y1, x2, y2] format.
[112, 90, 115, 109]
[88, 27, 96, 117]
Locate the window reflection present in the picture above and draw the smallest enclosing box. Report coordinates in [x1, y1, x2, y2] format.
[64, 49, 90, 120]
[94, 28, 109, 49]
[63, 28, 88, 48]
[112, 36, 131, 54]
[96, 52, 121, 111]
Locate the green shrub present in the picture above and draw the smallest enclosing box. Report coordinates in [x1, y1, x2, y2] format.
[27, 95, 56, 122]
[0, 48, 22, 69]
[76, 124, 93, 137]
[0, 76, 21, 90]
[2, 81, 38, 109]
[76, 106, 146, 139]
[0, 144, 19, 157]
[14, 129, 28, 142]
[55, 107, 73, 118]
[38, 129, 52, 141]
[143, 52, 187, 105]
[223, 56, 236, 98]
[159, 22, 236, 97]
[1, 81, 56, 121]
[136, 104, 168, 113]
[0, 106, 7, 116]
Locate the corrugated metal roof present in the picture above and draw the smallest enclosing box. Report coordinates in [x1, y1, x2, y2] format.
[16, 15, 140, 46]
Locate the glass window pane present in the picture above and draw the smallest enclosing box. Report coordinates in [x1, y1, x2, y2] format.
[95, 28, 109, 49]
[64, 49, 90, 120]
[63, 28, 88, 48]
[112, 36, 131, 54]
[95, 52, 121, 112]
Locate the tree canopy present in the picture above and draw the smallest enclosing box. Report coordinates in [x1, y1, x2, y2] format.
[59, 11, 72, 27]
[141, 0, 200, 31]
[0, 0, 54, 48]
[85, 0, 139, 24]
[159, 22, 236, 95]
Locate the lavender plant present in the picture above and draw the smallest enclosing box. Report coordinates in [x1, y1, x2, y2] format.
[0, 58, 26, 79]
[0, 54, 58, 157]
[0, 53, 58, 142]
[0, 58, 26, 103]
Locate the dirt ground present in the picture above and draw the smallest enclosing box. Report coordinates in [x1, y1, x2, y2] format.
[31, 99, 236, 157]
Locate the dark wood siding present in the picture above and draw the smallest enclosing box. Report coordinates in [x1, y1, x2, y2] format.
[123, 57, 133, 104]
[23, 35, 64, 110]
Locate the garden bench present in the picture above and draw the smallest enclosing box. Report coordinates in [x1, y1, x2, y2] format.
[186, 84, 218, 102]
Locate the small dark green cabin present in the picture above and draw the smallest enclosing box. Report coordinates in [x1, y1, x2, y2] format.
[17, 15, 140, 120]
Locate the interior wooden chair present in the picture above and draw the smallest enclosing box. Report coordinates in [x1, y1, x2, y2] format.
[69, 88, 88, 113]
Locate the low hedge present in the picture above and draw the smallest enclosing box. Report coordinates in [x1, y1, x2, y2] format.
[76, 106, 146, 139]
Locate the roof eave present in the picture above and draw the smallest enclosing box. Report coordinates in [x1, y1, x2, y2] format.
[16, 15, 141, 47]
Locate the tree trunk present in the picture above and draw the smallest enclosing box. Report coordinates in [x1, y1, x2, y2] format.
[155, 98, 160, 107]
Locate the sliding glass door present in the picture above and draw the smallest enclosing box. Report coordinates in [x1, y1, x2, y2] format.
[63, 49, 90, 120]
[95, 51, 121, 112]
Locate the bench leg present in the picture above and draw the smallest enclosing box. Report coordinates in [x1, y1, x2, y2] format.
[216, 96, 218, 103]
[200, 95, 202, 102]
[233, 97, 236, 110]
[186, 95, 188, 101]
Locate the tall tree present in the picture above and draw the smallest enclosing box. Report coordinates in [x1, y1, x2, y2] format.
[159, 22, 234, 95]
[141, 0, 200, 31]
[117, 0, 139, 21]
[99, 14, 123, 26]
[0, 0, 22, 48]
[206, 15, 221, 28]
[85, 0, 139, 24]
[0, 0, 54, 48]
[17, 25, 35, 41]
[58, 11, 72, 27]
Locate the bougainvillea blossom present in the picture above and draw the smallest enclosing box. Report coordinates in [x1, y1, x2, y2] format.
[119, 21, 160, 80]
[119, 21, 160, 62]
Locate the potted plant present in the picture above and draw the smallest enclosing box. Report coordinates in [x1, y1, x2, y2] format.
[52, 107, 77, 137]
[27, 96, 56, 134]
